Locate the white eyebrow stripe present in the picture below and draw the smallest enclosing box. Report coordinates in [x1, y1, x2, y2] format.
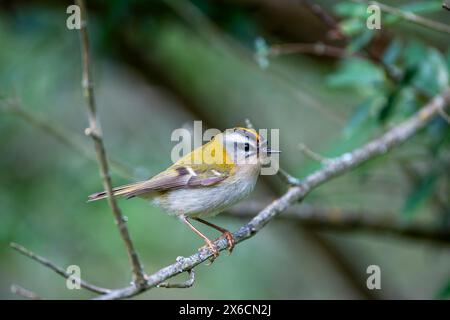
[224, 132, 257, 145]
[186, 167, 197, 176]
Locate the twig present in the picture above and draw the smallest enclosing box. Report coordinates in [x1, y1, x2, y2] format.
[11, 284, 43, 300]
[10, 242, 111, 294]
[268, 42, 358, 59]
[277, 168, 302, 185]
[157, 268, 195, 289]
[301, 0, 345, 40]
[94, 88, 450, 300]
[244, 118, 254, 129]
[75, 0, 146, 287]
[352, 0, 450, 35]
[444, 2, 450, 11]
[226, 203, 450, 245]
[438, 105, 450, 124]
[298, 143, 332, 165]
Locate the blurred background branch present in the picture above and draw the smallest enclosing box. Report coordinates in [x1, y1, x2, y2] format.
[10, 284, 42, 300]
[227, 202, 450, 245]
[10, 242, 111, 295]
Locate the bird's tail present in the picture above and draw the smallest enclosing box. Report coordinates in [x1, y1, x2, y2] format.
[87, 181, 148, 202]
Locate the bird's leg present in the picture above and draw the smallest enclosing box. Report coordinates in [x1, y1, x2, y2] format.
[180, 215, 219, 262]
[193, 218, 235, 254]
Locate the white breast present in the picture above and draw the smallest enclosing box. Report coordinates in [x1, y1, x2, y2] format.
[153, 166, 259, 218]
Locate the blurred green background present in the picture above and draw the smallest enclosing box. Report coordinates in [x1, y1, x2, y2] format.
[1, 0, 449, 299]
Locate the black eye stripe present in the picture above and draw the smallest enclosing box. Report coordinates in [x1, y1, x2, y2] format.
[257, 140, 260, 159]
[245, 135, 251, 153]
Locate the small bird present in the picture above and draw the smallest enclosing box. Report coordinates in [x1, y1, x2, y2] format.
[88, 127, 279, 259]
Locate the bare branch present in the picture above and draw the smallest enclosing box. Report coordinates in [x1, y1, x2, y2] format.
[353, 0, 450, 35]
[94, 88, 450, 300]
[75, 0, 146, 287]
[10, 242, 111, 294]
[11, 284, 43, 300]
[227, 203, 450, 245]
[300, 0, 345, 40]
[268, 42, 356, 59]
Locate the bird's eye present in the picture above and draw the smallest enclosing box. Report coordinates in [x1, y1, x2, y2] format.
[244, 143, 250, 152]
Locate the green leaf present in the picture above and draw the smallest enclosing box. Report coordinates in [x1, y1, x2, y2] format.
[383, 1, 443, 25]
[435, 279, 450, 299]
[402, 173, 438, 217]
[446, 50, 450, 73]
[344, 96, 385, 137]
[333, 2, 368, 18]
[378, 90, 399, 123]
[339, 18, 365, 36]
[378, 78, 419, 123]
[326, 58, 385, 90]
[382, 39, 403, 66]
[394, 87, 420, 118]
[411, 49, 449, 96]
[403, 41, 427, 68]
[347, 29, 375, 54]
[400, 1, 443, 14]
[426, 118, 450, 155]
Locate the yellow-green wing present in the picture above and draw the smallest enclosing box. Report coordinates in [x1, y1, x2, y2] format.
[122, 164, 231, 199]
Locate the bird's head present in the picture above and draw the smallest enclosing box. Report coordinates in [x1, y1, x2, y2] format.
[213, 127, 280, 167]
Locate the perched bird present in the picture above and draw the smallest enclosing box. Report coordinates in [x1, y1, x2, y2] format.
[88, 127, 279, 259]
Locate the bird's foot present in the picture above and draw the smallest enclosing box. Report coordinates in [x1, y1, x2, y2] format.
[199, 239, 220, 265]
[216, 231, 235, 254]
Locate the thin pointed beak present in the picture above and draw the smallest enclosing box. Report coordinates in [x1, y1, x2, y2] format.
[266, 148, 281, 155]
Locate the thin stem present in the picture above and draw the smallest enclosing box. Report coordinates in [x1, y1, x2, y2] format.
[298, 143, 331, 165]
[11, 284, 43, 300]
[268, 42, 357, 59]
[301, 0, 345, 40]
[10, 242, 111, 294]
[277, 168, 302, 186]
[75, 0, 146, 287]
[1, 100, 134, 179]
